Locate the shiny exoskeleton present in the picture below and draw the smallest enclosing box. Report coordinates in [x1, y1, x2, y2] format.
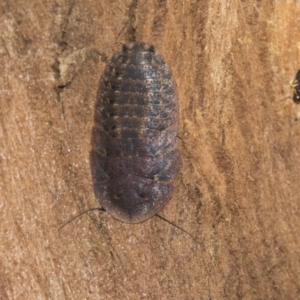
[292, 69, 300, 104]
[90, 42, 179, 223]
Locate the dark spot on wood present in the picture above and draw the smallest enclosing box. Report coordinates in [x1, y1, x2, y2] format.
[292, 69, 300, 104]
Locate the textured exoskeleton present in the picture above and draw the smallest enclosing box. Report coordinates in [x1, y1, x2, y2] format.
[90, 42, 179, 223]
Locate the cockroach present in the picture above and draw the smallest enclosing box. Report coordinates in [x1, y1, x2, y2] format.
[90, 42, 179, 223]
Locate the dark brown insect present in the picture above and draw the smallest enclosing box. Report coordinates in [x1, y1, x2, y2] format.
[291, 69, 300, 103]
[90, 42, 179, 223]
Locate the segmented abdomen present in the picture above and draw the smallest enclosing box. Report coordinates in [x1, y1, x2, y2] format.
[91, 42, 179, 223]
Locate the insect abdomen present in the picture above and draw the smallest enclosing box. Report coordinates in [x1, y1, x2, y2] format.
[91, 42, 179, 223]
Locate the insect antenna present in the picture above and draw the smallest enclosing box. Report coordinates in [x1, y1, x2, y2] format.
[58, 207, 105, 232]
[155, 214, 200, 246]
[58, 208, 200, 246]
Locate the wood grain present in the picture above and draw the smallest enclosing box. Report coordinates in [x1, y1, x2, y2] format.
[1, 1, 300, 299]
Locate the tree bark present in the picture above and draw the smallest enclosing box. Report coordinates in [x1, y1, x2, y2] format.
[1, 0, 300, 299]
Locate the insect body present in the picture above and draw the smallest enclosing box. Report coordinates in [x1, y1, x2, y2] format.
[90, 42, 179, 223]
[291, 69, 300, 104]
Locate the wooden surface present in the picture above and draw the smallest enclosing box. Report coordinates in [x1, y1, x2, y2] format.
[1, 1, 300, 299]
